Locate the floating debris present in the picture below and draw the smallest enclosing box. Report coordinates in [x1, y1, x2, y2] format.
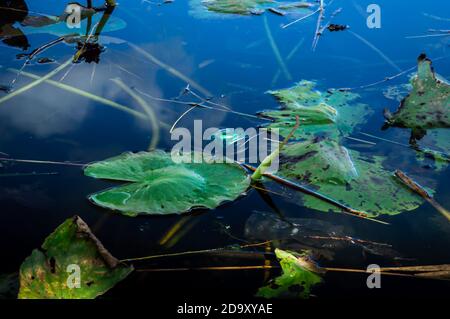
[327, 24, 348, 32]
[36, 57, 55, 64]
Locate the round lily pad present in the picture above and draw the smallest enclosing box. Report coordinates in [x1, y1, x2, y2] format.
[84, 151, 251, 216]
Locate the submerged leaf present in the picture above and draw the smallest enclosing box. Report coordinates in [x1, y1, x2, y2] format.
[257, 248, 323, 299]
[383, 54, 450, 144]
[279, 139, 424, 217]
[84, 151, 250, 216]
[260, 80, 372, 139]
[19, 216, 132, 299]
[190, 0, 314, 18]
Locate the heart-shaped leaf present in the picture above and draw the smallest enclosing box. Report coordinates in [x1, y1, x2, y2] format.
[84, 151, 250, 216]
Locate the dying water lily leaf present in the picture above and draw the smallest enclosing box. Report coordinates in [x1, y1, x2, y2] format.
[279, 139, 424, 217]
[257, 248, 323, 299]
[383, 54, 450, 145]
[260, 80, 372, 139]
[84, 151, 250, 216]
[190, 0, 314, 18]
[19, 216, 133, 299]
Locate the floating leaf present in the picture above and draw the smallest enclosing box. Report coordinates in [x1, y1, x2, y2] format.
[257, 248, 323, 299]
[190, 0, 314, 18]
[279, 138, 424, 217]
[19, 216, 132, 299]
[260, 80, 372, 139]
[383, 54, 450, 144]
[84, 151, 250, 216]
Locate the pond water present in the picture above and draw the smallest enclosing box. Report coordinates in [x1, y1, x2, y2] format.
[0, 0, 449, 300]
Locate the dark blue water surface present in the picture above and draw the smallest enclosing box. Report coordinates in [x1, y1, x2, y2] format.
[0, 0, 449, 300]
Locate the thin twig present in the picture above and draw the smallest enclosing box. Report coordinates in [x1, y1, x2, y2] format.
[0, 158, 86, 167]
[395, 170, 450, 222]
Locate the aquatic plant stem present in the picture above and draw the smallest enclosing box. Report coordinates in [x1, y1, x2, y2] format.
[244, 164, 389, 225]
[348, 30, 401, 72]
[263, 15, 292, 81]
[111, 78, 160, 150]
[251, 116, 300, 181]
[395, 170, 450, 222]
[8, 69, 155, 123]
[128, 42, 212, 97]
[0, 58, 72, 106]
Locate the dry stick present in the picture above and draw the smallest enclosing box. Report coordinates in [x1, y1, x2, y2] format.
[345, 136, 376, 145]
[263, 15, 292, 81]
[394, 170, 450, 222]
[135, 265, 450, 280]
[311, 0, 325, 51]
[243, 164, 389, 225]
[307, 235, 392, 247]
[135, 265, 279, 272]
[313, 6, 342, 51]
[120, 241, 273, 263]
[359, 132, 450, 162]
[406, 33, 450, 39]
[134, 87, 261, 120]
[169, 105, 197, 133]
[348, 30, 402, 72]
[0, 172, 59, 177]
[111, 78, 160, 151]
[7, 69, 159, 124]
[282, 7, 321, 29]
[0, 158, 86, 167]
[0, 58, 72, 106]
[337, 65, 416, 91]
[128, 42, 212, 97]
[187, 87, 231, 111]
[9, 36, 67, 89]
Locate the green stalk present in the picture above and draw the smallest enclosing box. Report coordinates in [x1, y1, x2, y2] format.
[111, 78, 160, 150]
[251, 116, 299, 181]
[8, 68, 149, 121]
[0, 58, 72, 106]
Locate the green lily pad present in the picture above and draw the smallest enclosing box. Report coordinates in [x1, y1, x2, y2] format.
[84, 151, 250, 216]
[279, 138, 424, 217]
[257, 249, 323, 299]
[190, 0, 314, 18]
[19, 216, 133, 299]
[383, 54, 450, 144]
[260, 80, 372, 139]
